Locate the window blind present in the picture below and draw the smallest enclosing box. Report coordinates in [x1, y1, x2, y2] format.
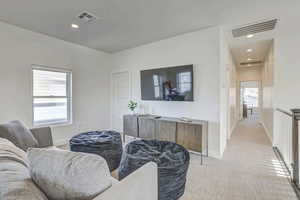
[32, 68, 71, 126]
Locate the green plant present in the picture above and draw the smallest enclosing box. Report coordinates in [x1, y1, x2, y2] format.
[128, 100, 138, 112]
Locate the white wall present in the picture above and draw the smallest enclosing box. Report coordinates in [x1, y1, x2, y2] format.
[261, 42, 274, 142]
[274, 16, 300, 110]
[237, 66, 262, 81]
[228, 50, 238, 139]
[273, 15, 300, 147]
[112, 27, 223, 158]
[221, 33, 238, 141]
[272, 14, 300, 184]
[219, 30, 228, 156]
[218, 30, 239, 156]
[0, 22, 112, 145]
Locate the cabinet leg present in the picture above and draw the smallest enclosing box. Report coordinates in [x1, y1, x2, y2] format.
[201, 152, 203, 165]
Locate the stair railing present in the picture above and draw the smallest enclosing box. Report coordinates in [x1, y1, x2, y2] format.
[275, 108, 300, 189]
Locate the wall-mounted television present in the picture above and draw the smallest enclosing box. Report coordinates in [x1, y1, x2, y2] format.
[140, 65, 194, 101]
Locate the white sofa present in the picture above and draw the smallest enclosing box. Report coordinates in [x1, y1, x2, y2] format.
[94, 162, 157, 200]
[0, 137, 158, 200]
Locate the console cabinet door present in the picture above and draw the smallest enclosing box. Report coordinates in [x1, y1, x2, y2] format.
[123, 115, 138, 137]
[177, 123, 202, 152]
[138, 117, 156, 139]
[155, 120, 176, 142]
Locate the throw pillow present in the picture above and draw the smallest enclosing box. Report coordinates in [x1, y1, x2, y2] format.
[27, 148, 112, 200]
[0, 138, 48, 200]
[0, 120, 38, 151]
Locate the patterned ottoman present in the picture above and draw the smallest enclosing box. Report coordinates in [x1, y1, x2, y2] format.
[119, 139, 190, 200]
[70, 130, 123, 172]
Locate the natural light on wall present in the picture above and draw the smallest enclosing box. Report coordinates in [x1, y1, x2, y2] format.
[32, 66, 72, 126]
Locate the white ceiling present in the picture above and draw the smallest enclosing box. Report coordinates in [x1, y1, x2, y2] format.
[0, 0, 299, 53]
[229, 30, 274, 68]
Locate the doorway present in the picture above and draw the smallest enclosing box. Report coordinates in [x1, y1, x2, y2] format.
[240, 81, 260, 121]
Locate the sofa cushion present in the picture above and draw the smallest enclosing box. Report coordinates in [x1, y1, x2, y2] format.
[0, 138, 48, 200]
[0, 121, 38, 151]
[27, 148, 112, 200]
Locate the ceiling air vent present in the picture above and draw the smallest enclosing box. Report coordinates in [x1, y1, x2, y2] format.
[77, 11, 98, 23]
[240, 61, 263, 66]
[232, 19, 277, 38]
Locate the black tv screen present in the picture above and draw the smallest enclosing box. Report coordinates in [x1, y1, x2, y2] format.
[140, 65, 194, 101]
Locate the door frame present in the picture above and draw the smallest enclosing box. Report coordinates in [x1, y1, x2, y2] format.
[110, 70, 132, 131]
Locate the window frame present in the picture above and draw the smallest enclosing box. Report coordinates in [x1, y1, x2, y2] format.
[32, 65, 72, 127]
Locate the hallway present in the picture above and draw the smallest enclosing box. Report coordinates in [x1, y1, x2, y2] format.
[182, 120, 298, 200]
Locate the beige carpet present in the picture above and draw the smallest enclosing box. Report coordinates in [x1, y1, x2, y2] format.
[181, 120, 297, 200]
[59, 120, 297, 200]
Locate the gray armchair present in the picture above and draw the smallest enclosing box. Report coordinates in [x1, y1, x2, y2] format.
[30, 127, 53, 148]
[0, 120, 54, 151]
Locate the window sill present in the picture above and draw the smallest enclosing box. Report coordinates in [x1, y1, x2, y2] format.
[33, 122, 73, 128]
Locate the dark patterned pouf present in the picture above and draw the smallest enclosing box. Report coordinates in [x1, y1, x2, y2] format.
[70, 130, 123, 172]
[119, 140, 190, 200]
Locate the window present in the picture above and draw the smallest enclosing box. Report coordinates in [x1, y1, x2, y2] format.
[243, 87, 259, 107]
[177, 71, 192, 93]
[153, 74, 161, 98]
[32, 66, 72, 126]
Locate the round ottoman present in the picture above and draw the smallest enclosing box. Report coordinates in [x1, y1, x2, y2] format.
[70, 130, 123, 172]
[119, 140, 190, 200]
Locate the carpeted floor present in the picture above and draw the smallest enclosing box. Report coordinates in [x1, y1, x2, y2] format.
[59, 120, 298, 200]
[181, 120, 297, 200]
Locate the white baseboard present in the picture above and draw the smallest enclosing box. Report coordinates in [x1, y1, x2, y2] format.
[208, 150, 223, 159]
[261, 121, 273, 145]
[229, 120, 238, 139]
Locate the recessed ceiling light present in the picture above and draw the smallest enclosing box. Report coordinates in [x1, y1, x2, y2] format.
[247, 64, 252, 67]
[246, 34, 254, 38]
[247, 48, 253, 53]
[247, 58, 253, 61]
[71, 23, 79, 29]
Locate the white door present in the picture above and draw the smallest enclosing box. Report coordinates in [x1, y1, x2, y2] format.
[112, 71, 130, 132]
